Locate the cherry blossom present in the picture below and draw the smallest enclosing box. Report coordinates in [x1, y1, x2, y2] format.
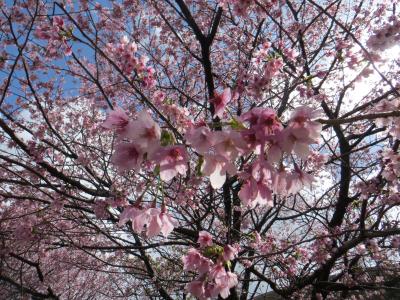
[151, 145, 188, 181]
[1, 1, 400, 299]
[111, 142, 144, 171]
[198, 231, 214, 247]
[127, 111, 161, 155]
[210, 88, 231, 119]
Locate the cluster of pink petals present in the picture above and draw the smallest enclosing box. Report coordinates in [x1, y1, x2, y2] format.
[250, 57, 284, 99]
[381, 149, 400, 192]
[240, 164, 314, 206]
[366, 18, 400, 52]
[240, 107, 283, 152]
[186, 106, 320, 208]
[249, 233, 314, 277]
[153, 91, 191, 128]
[310, 232, 333, 264]
[283, 47, 298, 62]
[218, 0, 279, 17]
[102, 108, 188, 182]
[151, 145, 188, 181]
[218, 0, 254, 16]
[104, 105, 320, 217]
[118, 206, 175, 238]
[102, 108, 189, 237]
[282, 107, 322, 159]
[105, 36, 155, 87]
[182, 232, 239, 299]
[252, 42, 271, 64]
[249, 232, 277, 255]
[186, 125, 245, 189]
[237, 107, 319, 207]
[198, 231, 213, 247]
[239, 160, 273, 208]
[373, 99, 400, 139]
[34, 16, 72, 56]
[210, 88, 231, 118]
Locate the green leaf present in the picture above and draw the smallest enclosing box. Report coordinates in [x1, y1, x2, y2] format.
[228, 118, 246, 130]
[160, 130, 175, 146]
[203, 245, 224, 259]
[224, 260, 232, 270]
[154, 165, 160, 176]
[195, 156, 204, 176]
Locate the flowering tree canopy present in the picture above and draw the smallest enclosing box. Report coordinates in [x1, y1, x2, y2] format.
[1, 0, 400, 299]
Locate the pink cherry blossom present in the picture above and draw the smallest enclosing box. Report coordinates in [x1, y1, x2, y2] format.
[201, 154, 237, 189]
[127, 111, 161, 155]
[239, 160, 274, 207]
[217, 272, 238, 299]
[118, 206, 149, 233]
[210, 88, 231, 118]
[102, 107, 130, 136]
[223, 245, 238, 261]
[266, 133, 284, 163]
[366, 18, 400, 52]
[209, 263, 226, 283]
[146, 208, 176, 238]
[209, 264, 239, 299]
[151, 145, 188, 181]
[111, 142, 143, 171]
[198, 231, 213, 247]
[283, 47, 298, 62]
[213, 129, 248, 160]
[52, 16, 64, 28]
[204, 282, 220, 299]
[286, 165, 314, 194]
[272, 167, 289, 195]
[239, 177, 273, 208]
[186, 281, 206, 299]
[185, 123, 214, 154]
[241, 107, 283, 147]
[281, 127, 315, 159]
[278, 107, 322, 159]
[182, 248, 212, 274]
[289, 106, 322, 141]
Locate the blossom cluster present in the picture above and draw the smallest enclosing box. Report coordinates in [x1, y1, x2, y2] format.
[102, 94, 321, 240]
[218, 0, 279, 16]
[102, 107, 188, 181]
[104, 95, 321, 212]
[153, 91, 191, 128]
[218, 0, 254, 16]
[105, 36, 156, 87]
[381, 148, 400, 192]
[366, 18, 400, 52]
[182, 231, 239, 299]
[248, 42, 285, 99]
[248, 232, 313, 278]
[34, 16, 73, 56]
[310, 232, 333, 264]
[102, 108, 187, 237]
[187, 99, 321, 208]
[372, 99, 400, 139]
[118, 205, 175, 238]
